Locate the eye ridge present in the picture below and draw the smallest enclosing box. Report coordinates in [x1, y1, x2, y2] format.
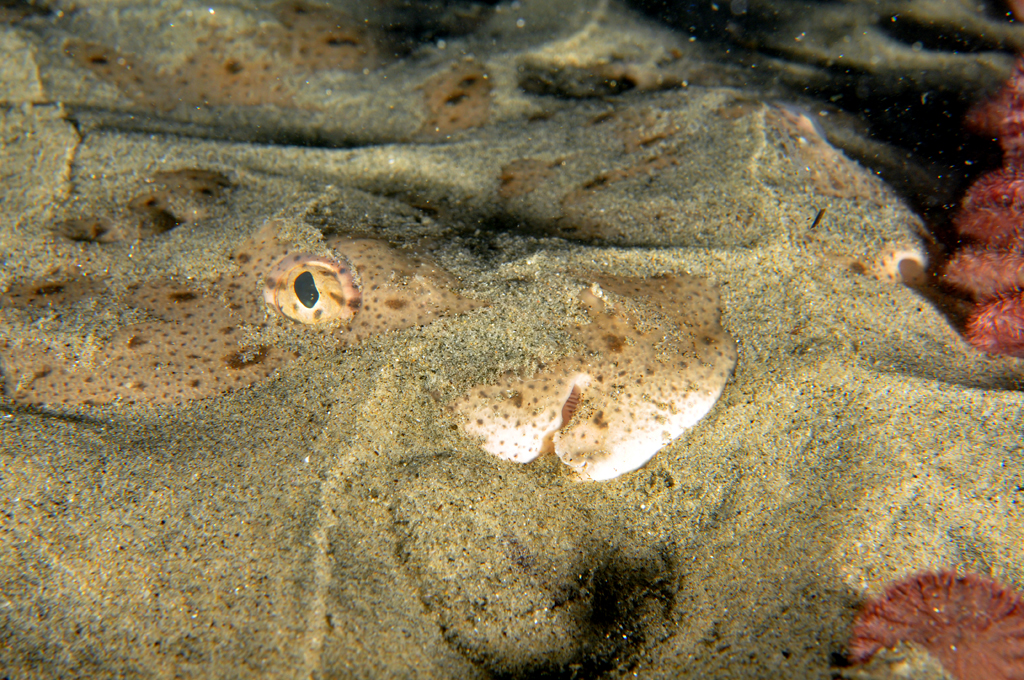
[262, 253, 360, 326]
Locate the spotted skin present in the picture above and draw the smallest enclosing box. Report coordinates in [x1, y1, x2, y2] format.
[454, 275, 736, 481]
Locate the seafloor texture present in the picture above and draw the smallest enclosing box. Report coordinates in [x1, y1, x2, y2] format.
[2, 0, 1024, 678]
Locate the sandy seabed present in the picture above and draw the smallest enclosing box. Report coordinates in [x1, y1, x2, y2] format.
[1, 0, 1023, 677]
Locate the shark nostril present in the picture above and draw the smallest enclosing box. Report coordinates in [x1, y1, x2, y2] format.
[560, 384, 582, 426]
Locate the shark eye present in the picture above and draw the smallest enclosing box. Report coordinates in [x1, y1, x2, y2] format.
[293, 270, 319, 308]
[262, 254, 362, 325]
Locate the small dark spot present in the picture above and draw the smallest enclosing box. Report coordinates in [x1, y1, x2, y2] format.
[446, 93, 469, 106]
[126, 335, 146, 349]
[502, 532, 536, 573]
[34, 283, 65, 296]
[223, 59, 244, 74]
[168, 291, 198, 302]
[225, 346, 269, 369]
[385, 298, 407, 310]
[510, 393, 523, 408]
[325, 35, 359, 47]
[54, 217, 113, 242]
[236, 253, 251, 264]
[604, 334, 624, 352]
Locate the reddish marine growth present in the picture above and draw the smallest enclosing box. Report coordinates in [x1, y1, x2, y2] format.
[848, 570, 1024, 679]
[943, 58, 1024, 357]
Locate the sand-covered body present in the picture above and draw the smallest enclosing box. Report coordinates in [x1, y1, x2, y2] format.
[456, 276, 736, 480]
[0, 220, 482, 406]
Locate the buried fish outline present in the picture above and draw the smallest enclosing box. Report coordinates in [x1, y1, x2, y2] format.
[451, 274, 737, 481]
[240, 219, 486, 344]
[0, 219, 483, 407]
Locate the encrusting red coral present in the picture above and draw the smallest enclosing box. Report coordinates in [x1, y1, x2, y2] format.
[944, 247, 1024, 301]
[965, 292, 1024, 358]
[942, 57, 1024, 357]
[848, 570, 1024, 679]
[964, 59, 1024, 158]
[952, 168, 1024, 248]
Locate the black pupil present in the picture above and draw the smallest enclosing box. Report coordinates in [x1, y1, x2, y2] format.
[294, 271, 319, 308]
